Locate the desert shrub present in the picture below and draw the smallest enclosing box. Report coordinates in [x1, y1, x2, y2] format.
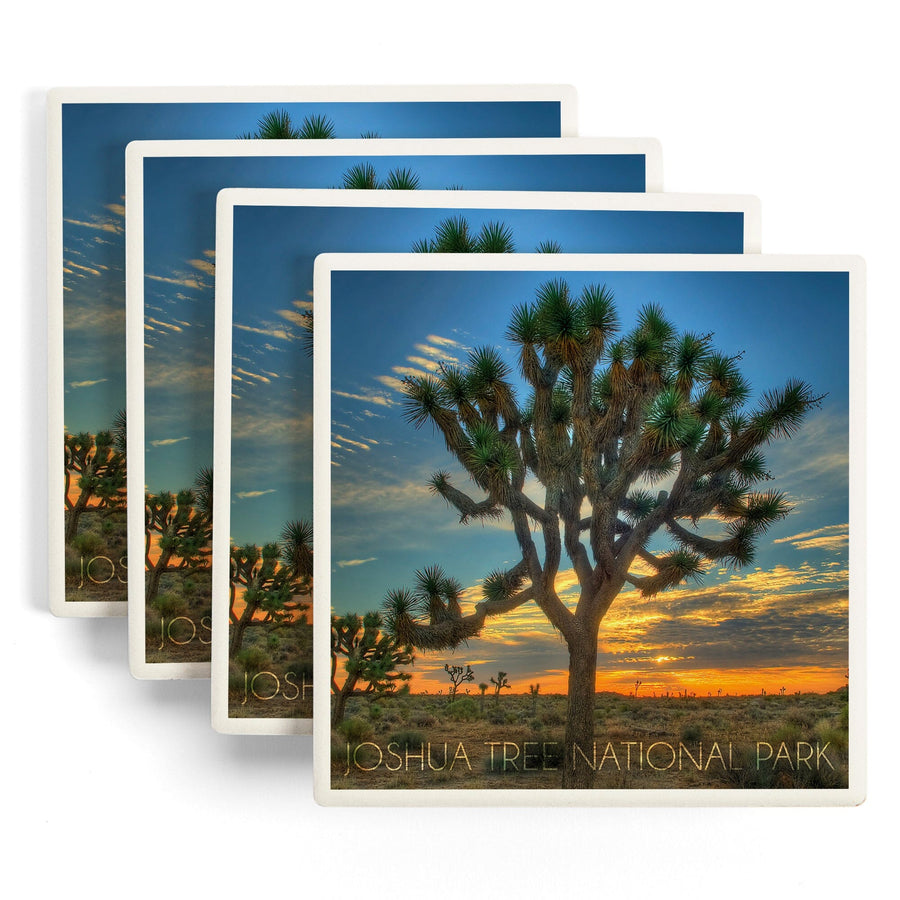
[368, 704, 384, 722]
[151, 592, 187, 618]
[410, 711, 436, 728]
[389, 730, 426, 752]
[784, 706, 814, 729]
[772, 722, 804, 745]
[447, 697, 478, 721]
[235, 646, 270, 675]
[72, 532, 105, 557]
[814, 720, 849, 754]
[505, 712, 520, 725]
[488, 712, 505, 726]
[680, 723, 703, 742]
[530, 718, 544, 732]
[542, 709, 565, 727]
[339, 717, 374, 744]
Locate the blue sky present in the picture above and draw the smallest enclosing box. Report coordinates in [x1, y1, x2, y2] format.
[321, 266, 850, 691]
[61, 98, 566, 435]
[137, 151, 658, 496]
[223, 203, 745, 548]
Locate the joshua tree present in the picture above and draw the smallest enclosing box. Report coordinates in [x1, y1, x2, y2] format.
[64, 410, 127, 543]
[239, 110, 336, 139]
[634, 679, 643, 697]
[478, 682, 489, 713]
[229, 519, 313, 658]
[384, 278, 819, 788]
[491, 671, 511, 703]
[144, 468, 213, 606]
[341, 163, 421, 190]
[330, 612, 415, 726]
[529, 683, 541, 716]
[444, 663, 475, 701]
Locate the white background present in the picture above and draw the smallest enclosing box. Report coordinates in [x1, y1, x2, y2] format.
[2, 1, 893, 895]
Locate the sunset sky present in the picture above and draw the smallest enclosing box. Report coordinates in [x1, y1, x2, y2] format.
[322, 265, 850, 696]
[61, 96, 567, 435]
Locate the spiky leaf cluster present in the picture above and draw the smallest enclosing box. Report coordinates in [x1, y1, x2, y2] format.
[340, 163, 421, 190]
[238, 110, 336, 140]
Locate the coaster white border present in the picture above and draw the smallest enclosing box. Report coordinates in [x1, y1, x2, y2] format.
[48, 84, 577, 617]
[127, 137, 664, 677]
[311, 251, 865, 807]
[211, 188, 758, 722]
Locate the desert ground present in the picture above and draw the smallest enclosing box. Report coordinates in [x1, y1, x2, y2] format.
[331, 687, 849, 790]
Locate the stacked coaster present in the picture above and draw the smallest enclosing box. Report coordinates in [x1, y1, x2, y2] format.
[49, 86, 863, 806]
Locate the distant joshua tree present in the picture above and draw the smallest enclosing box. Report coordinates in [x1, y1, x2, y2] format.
[144, 466, 213, 606]
[238, 110, 336, 140]
[478, 682, 489, 713]
[634, 679, 643, 697]
[529, 683, 541, 716]
[64, 409, 127, 543]
[229, 518, 313, 657]
[491, 671, 511, 703]
[330, 611, 415, 725]
[444, 663, 475, 701]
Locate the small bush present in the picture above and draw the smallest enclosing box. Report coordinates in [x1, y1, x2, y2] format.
[447, 697, 478, 721]
[235, 646, 270, 675]
[152, 592, 187, 618]
[338, 717, 373, 744]
[680, 723, 703, 742]
[72, 532, 105, 557]
[369, 704, 384, 722]
[389, 730, 426, 752]
[410, 711, 436, 728]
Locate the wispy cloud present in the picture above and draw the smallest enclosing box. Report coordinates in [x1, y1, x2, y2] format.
[146, 273, 207, 291]
[773, 523, 848, 552]
[414, 342, 459, 363]
[426, 333, 465, 349]
[233, 366, 272, 384]
[188, 258, 216, 276]
[104, 203, 126, 218]
[64, 216, 122, 235]
[236, 489, 276, 499]
[333, 388, 397, 408]
[69, 378, 108, 389]
[333, 433, 377, 451]
[150, 436, 190, 447]
[337, 557, 377, 568]
[234, 322, 296, 342]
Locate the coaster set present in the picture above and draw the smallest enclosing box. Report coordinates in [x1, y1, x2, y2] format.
[49, 85, 864, 806]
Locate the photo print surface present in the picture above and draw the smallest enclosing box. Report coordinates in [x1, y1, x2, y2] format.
[312, 253, 862, 806]
[129, 139, 663, 677]
[212, 190, 756, 727]
[49, 85, 575, 616]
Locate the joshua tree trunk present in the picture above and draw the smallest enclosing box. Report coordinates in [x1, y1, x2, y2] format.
[65, 489, 92, 543]
[562, 635, 598, 790]
[145, 547, 173, 605]
[230, 601, 257, 658]
[331, 675, 358, 727]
